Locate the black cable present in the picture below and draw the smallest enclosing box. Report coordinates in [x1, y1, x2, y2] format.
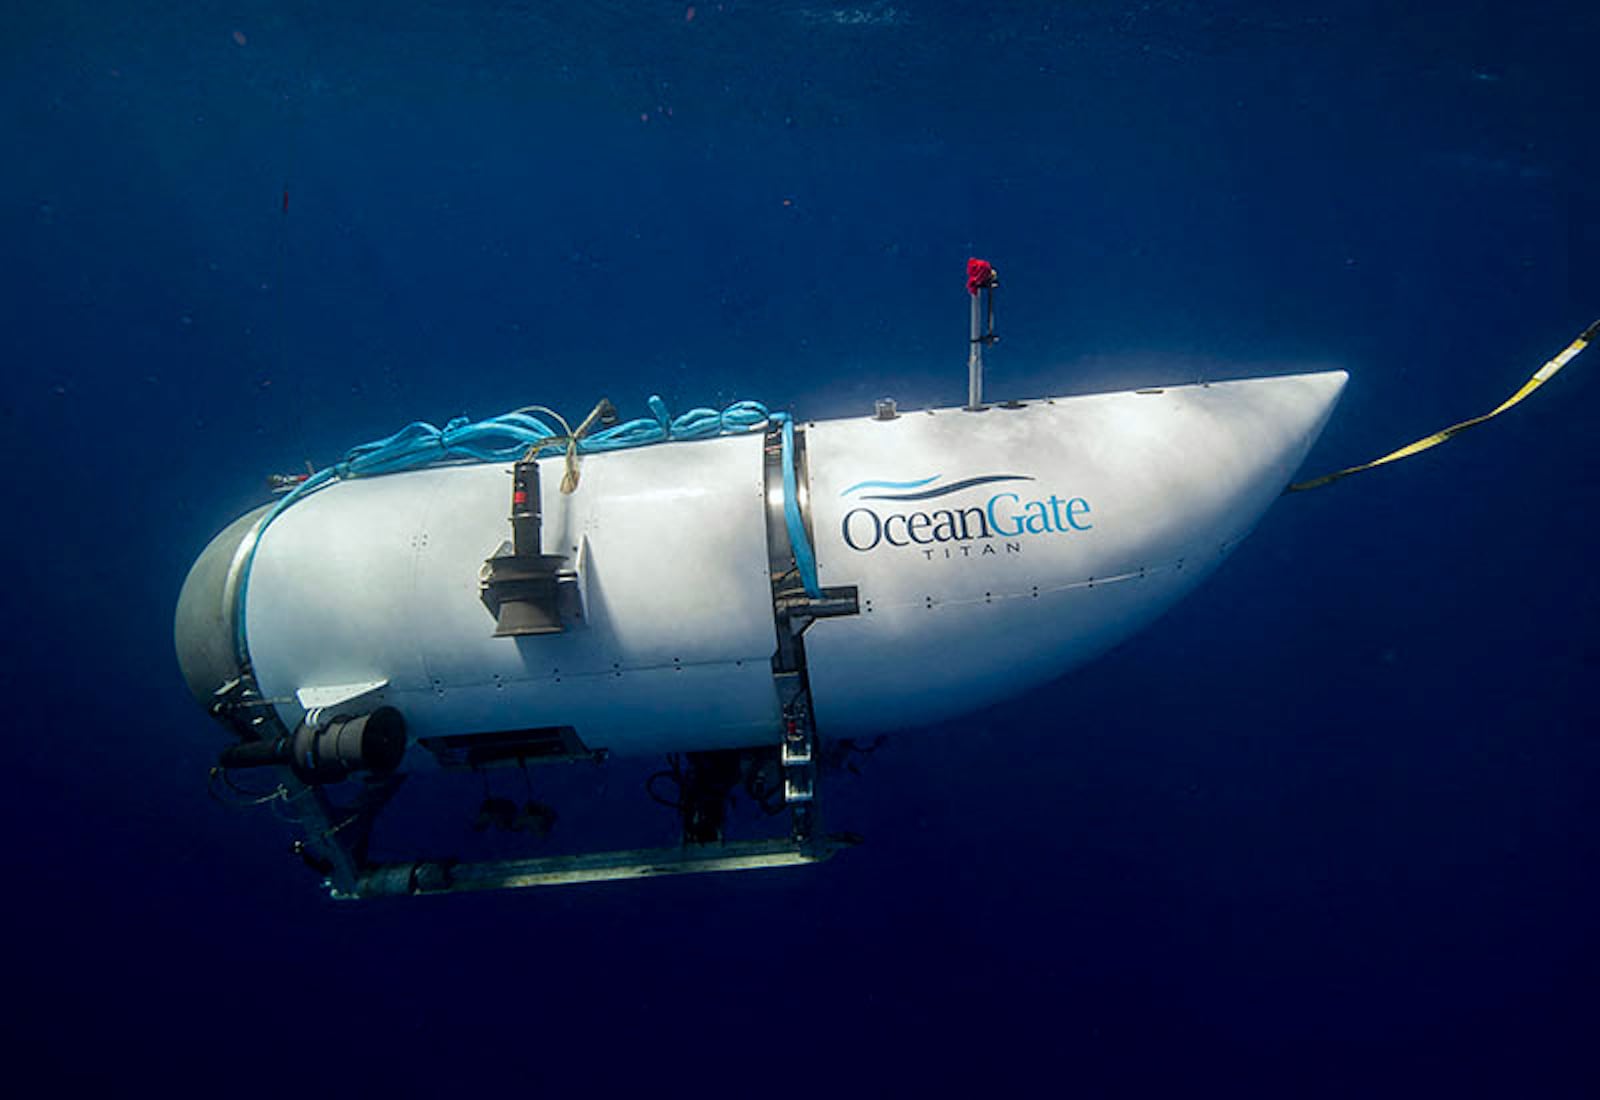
[646, 753, 685, 810]
[207, 766, 283, 808]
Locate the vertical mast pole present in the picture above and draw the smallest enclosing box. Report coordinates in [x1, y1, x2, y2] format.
[965, 258, 998, 410]
[968, 291, 984, 410]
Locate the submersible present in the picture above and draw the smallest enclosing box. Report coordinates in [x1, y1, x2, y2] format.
[175, 261, 1347, 898]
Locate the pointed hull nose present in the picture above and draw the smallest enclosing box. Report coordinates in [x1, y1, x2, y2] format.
[800, 370, 1348, 736]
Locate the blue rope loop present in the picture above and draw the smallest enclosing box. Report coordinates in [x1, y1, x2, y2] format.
[233, 396, 823, 657]
[773, 413, 823, 599]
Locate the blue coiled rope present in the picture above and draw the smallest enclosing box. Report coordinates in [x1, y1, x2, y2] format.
[310, 395, 773, 482]
[233, 396, 820, 659]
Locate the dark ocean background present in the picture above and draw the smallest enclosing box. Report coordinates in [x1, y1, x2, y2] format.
[5, 2, 1597, 1094]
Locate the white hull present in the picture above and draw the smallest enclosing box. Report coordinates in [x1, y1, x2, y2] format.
[182, 370, 1347, 758]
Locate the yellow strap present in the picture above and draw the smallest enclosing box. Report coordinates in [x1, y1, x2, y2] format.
[1287, 319, 1599, 493]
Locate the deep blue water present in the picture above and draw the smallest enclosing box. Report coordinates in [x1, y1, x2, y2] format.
[5, 2, 1598, 1093]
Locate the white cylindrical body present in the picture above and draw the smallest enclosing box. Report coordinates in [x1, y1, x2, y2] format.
[181, 370, 1346, 759]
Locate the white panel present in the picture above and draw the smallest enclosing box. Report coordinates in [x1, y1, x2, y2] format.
[387, 661, 782, 755]
[799, 372, 1346, 735]
[296, 680, 388, 710]
[536, 433, 775, 669]
[245, 433, 781, 752]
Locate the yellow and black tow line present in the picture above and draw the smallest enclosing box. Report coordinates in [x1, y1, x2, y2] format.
[1287, 318, 1599, 493]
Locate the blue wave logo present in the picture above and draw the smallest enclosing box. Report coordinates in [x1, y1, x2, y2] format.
[841, 474, 1034, 502]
